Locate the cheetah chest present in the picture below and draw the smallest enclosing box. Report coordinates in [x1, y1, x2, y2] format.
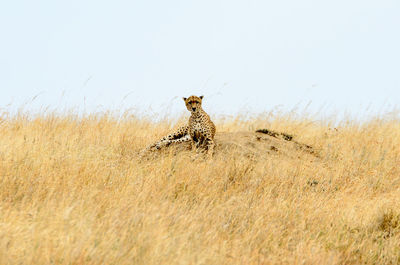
[190, 119, 208, 140]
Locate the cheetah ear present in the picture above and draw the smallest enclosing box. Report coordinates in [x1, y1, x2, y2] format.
[182, 97, 187, 101]
[199, 95, 204, 100]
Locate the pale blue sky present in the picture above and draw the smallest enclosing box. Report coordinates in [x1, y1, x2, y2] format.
[1, 0, 399, 117]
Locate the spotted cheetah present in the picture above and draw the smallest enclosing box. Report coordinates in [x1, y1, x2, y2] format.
[143, 95, 216, 158]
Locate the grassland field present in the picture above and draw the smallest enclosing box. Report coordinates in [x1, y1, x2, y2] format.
[0, 110, 399, 264]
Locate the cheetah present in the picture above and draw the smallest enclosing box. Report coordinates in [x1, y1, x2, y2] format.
[143, 95, 216, 158]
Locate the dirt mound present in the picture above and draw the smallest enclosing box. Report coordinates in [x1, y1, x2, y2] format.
[215, 130, 316, 158]
[146, 129, 317, 160]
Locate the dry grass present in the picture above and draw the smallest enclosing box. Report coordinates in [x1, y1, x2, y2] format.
[0, 110, 399, 264]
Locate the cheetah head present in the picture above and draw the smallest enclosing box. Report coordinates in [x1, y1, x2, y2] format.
[183, 95, 203, 113]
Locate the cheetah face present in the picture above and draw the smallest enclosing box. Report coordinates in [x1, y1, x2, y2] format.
[183, 95, 203, 113]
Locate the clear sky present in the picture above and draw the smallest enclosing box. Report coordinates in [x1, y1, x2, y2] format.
[1, 0, 399, 118]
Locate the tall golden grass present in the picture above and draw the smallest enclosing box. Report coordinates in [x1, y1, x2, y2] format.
[0, 110, 399, 264]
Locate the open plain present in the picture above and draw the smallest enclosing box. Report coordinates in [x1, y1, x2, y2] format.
[0, 111, 399, 264]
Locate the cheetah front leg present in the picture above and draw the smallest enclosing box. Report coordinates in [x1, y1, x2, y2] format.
[206, 138, 215, 159]
[191, 140, 197, 151]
